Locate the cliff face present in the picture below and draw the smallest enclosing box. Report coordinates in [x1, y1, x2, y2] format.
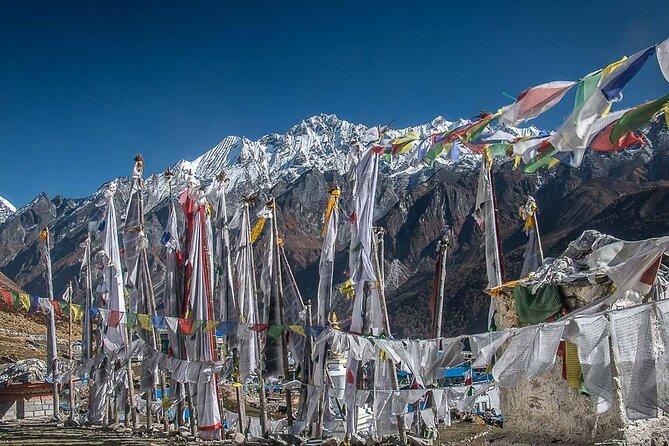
[1, 115, 667, 338]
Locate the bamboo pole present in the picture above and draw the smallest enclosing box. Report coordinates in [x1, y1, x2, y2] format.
[371, 227, 407, 444]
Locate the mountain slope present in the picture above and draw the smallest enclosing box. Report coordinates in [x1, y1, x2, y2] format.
[0, 114, 667, 337]
[0, 196, 15, 224]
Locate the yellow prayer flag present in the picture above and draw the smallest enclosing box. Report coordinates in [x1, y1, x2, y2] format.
[137, 313, 152, 331]
[18, 293, 30, 312]
[288, 325, 305, 336]
[250, 217, 266, 244]
[565, 341, 581, 389]
[204, 320, 218, 333]
[70, 304, 83, 321]
[601, 56, 628, 77]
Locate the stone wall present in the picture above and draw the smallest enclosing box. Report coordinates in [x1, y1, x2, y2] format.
[17, 395, 53, 419]
[491, 283, 669, 445]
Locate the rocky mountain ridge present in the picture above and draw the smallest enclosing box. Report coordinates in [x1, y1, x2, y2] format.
[1, 113, 667, 337]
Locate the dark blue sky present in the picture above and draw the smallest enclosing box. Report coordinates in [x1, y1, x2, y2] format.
[1, 1, 667, 206]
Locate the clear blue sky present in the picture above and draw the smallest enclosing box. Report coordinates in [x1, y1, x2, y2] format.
[1, 0, 667, 207]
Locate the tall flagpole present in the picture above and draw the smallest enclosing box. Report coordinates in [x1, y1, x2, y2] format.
[487, 156, 506, 286]
[244, 198, 269, 437]
[66, 282, 76, 425]
[372, 227, 406, 444]
[432, 229, 453, 339]
[269, 197, 294, 426]
[41, 227, 61, 422]
[82, 237, 93, 362]
[215, 171, 246, 432]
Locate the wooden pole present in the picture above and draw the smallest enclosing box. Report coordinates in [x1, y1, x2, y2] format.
[372, 227, 407, 444]
[487, 157, 506, 284]
[533, 210, 544, 265]
[141, 249, 170, 431]
[131, 159, 170, 432]
[83, 238, 93, 361]
[125, 322, 139, 429]
[432, 230, 452, 339]
[67, 282, 76, 425]
[270, 199, 293, 426]
[43, 229, 61, 422]
[245, 203, 268, 437]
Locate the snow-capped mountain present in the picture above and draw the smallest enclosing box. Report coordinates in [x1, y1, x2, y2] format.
[0, 196, 16, 224]
[140, 114, 541, 212]
[0, 113, 666, 337]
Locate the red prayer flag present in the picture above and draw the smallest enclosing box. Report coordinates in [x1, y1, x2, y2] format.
[50, 300, 62, 316]
[590, 121, 643, 152]
[179, 318, 195, 335]
[250, 323, 269, 333]
[0, 289, 12, 307]
[109, 310, 123, 328]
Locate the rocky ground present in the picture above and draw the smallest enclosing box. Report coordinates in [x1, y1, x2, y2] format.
[0, 419, 498, 445]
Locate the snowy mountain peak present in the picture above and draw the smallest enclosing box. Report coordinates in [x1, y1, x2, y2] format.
[0, 196, 16, 224]
[135, 113, 542, 213]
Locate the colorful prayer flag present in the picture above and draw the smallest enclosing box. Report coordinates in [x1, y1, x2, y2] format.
[18, 293, 30, 312]
[179, 318, 195, 335]
[267, 324, 285, 338]
[1, 289, 13, 306]
[500, 81, 576, 126]
[600, 47, 655, 101]
[137, 313, 152, 331]
[610, 93, 669, 144]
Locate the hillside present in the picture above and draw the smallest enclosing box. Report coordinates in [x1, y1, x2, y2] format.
[0, 114, 667, 338]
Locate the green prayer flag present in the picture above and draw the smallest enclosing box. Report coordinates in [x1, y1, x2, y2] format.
[523, 147, 557, 174]
[267, 324, 285, 338]
[573, 72, 602, 110]
[610, 93, 669, 144]
[488, 143, 510, 158]
[423, 142, 450, 166]
[513, 284, 563, 324]
[125, 311, 137, 327]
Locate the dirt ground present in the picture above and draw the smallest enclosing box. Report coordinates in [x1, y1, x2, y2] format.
[0, 301, 82, 363]
[0, 418, 500, 445]
[0, 420, 178, 445]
